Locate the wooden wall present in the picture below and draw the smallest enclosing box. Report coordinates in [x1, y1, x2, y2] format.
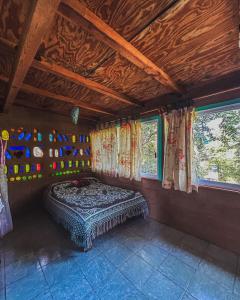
[0, 106, 93, 216]
[99, 175, 240, 255]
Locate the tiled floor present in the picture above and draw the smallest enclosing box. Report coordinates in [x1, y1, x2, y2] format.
[0, 210, 240, 300]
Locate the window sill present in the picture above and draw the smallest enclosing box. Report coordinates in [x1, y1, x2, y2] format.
[199, 179, 240, 193]
[141, 175, 160, 181]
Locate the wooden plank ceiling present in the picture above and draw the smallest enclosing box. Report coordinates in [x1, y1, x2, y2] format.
[0, 0, 239, 122]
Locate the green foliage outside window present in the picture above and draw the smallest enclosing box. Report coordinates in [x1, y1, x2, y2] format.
[141, 120, 158, 176]
[193, 107, 240, 185]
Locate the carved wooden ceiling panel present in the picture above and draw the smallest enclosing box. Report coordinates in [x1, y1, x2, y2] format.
[87, 54, 172, 101]
[131, 0, 239, 87]
[0, 0, 31, 45]
[0, 0, 239, 119]
[41, 13, 114, 76]
[81, 0, 174, 40]
[15, 91, 102, 119]
[24, 67, 128, 111]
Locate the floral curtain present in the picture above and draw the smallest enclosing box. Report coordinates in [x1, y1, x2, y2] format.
[0, 138, 13, 237]
[162, 107, 198, 193]
[91, 120, 142, 181]
[90, 126, 118, 176]
[118, 120, 141, 181]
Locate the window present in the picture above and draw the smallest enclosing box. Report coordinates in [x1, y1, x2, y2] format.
[193, 102, 240, 190]
[141, 117, 161, 179]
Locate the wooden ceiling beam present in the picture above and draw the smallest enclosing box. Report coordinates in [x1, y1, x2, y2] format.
[0, 74, 114, 116]
[32, 60, 142, 107]
[60, 0, 185, 95]
[3, 0, 60, 112]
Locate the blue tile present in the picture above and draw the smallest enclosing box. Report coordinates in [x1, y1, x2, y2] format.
[80, 254, 116, 291]
[205, 245, 237, 271]
[198, 257, 235, 290]
[104, 244, 133, 267]
[50, 275, 92, 300]
[120, 254, 153, 289]
[37, 246, 71, 268]
[34, 290, 53, 300]
[97, 270, 147, 300]
[94, 236, 121, 252]
[82, 291, 99, 300]
[42, 256, 83, 287]
[71, 247, 101, 267]
[234, 277, 240, 295]
[151, 228, 182, 253]
[188, 271, 234, 300]
[170, 245, 202, 269]
[5, 254, 41, 285]
[141, 270, 184, 300]
[159, 255, 195, 289]
[122, 235, 146, 253]
[182, 294, 198, 300]
[180, 235, 209, 254]
[136, 244, 168, 270]
[6, 269, 47, 300]
[0, 289, 5, 300]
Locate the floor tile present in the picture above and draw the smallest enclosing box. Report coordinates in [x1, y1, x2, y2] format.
[104, 244, 133, 267]
[37, 246, 72, 268]
[122, 235, 147, 253]
[181, 293, 198, 300]
[198, 257, 235, 290]
[188, 271, 234, 300]
[94, 236, 121, 252]
[80, 254, 116, 291]
[97, 270, 147, 300]
[70, 246, 101, 268]
[0, 289, 5, 300]
[50, 275, 92, 300]
[34, 290, 53, 300]
[5, 254, 41, 285]
[170, 245, 202, 269]
[141, 269, 184, 300]
[6, 269, 47, 300]
[136, 243, 168, 270]
[2, 211, 239, 300]
[180, 234, 209, 254]
[205, 244, 238, 271]
[41, 256, 83, 287]
[234, 276, 240, 295]
[120, 253, 154, 289]
[81, 291, 99, 300]
[159, 255, 195, 289]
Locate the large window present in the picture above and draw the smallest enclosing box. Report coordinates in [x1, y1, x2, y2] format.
[141, 118, 161, 178]
[193, 103, 240, 189]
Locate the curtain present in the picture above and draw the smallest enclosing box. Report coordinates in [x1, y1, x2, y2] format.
[0, 138, 13, 237]
[162, 107, 198, 193]
[118, 120, 141, 181]
[90, 126, 118, 176]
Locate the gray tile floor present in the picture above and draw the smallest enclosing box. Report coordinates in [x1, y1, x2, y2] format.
[0, 210, 240, 300]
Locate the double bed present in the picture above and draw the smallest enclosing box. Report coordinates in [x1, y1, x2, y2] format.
[44, 177, 148, 250]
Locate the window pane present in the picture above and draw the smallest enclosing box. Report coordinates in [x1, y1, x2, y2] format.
[141, 120, 158, 176]
[193, 107, 240, 185]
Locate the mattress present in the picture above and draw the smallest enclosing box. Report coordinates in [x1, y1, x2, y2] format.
[44, 177, 148, 250]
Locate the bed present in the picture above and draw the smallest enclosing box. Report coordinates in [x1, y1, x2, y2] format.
[44, 177, 148, 250]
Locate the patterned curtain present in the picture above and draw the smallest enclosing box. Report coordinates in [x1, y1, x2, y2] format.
[118, 120, 141, 181]
[162, 107, 198, 193]
[0, 138, 13, 237]
[118, 123, 131, 178]
[90, 126, 118, 176]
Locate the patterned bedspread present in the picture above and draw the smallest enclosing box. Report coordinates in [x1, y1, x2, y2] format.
[44, 178, 148, 250]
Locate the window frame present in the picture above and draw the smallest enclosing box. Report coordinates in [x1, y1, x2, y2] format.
[140, 115, 163, 181]
[195, 98, 240, 192]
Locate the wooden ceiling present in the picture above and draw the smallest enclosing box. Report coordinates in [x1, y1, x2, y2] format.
[0, 0, 239, 122]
